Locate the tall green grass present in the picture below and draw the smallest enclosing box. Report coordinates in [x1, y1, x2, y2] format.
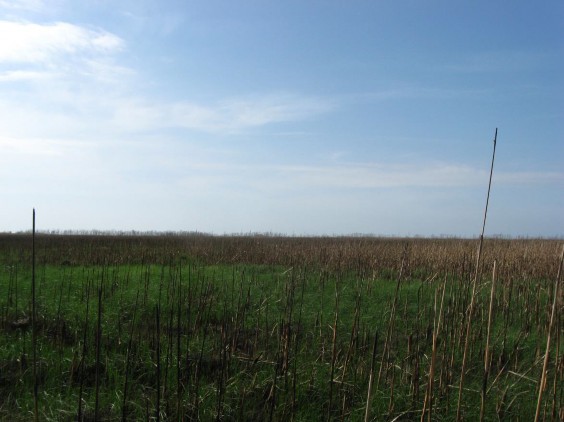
[0, 235, 561, 421]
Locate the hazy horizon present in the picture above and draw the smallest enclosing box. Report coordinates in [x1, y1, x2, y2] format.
[2, 221, 563, 240]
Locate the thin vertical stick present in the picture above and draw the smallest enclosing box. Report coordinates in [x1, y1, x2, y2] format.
[549, 310, 560, 421]
[78, 275, 92, 421]
[480, 260, 497, 421]
[327, 279, 339, 421]
[421, 276, 446, 422]
[364, 330, 379, 422]
[292, 271, 306, 420]
[122, 288, 140, 422]
[32, 209, 38, 422]
[176, 264, 182, 422]
[456, 128, 497, 421]
[156, 303, 161, 422]
[94, 285, 103, 422]
[534, 245, 564, 422]
[377, 246, 407, 387]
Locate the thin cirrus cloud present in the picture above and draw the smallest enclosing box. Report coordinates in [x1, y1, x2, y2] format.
[0, 19, 334, 134]
[0, 69, 50, 81]
[111, 94, 335, 134]
[0, 135, 87, 156]
[178, 161, 561, 192]
[0, 0, 45, 11]
[0, 20, 124, 64]
[274, 164, 488, 189]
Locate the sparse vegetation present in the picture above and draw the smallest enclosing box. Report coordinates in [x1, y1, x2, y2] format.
[0, 233, 562, 421]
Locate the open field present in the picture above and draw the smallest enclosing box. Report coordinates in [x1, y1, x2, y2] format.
[0, 234, 562, 421]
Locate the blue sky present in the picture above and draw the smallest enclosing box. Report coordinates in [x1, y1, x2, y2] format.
[1, 0, 562, 236]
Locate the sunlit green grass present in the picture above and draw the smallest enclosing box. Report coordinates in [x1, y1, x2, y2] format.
[0, 250, 558, 421]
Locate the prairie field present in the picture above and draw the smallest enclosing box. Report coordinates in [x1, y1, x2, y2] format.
[0, 233, 562, 421]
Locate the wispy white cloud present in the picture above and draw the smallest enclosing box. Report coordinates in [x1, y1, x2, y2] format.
[177, 161, 563, 191]
[275, 164, 485, 189]
[79, 58, 133, 82]
[217, 95, 334, 127]
[496, 171, 564, 185]
[0, 85, 333, 139]
[0, 19, 128, 94]
[0, 0, 46, 12]
[0, 69, 51, 81]
[278, 163, 563, 189]
[0, 20, 124, 64]
[0, 19, 332, 137]
[112, 94, 335, 133]
[245, 164, 487, 189]
[0, 135, 93, 156]
[0, 19, 135, 137]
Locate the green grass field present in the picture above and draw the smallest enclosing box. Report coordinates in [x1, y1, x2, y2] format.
[0, 234, 561, 421]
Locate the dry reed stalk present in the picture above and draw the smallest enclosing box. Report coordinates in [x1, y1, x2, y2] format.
[480, 260, 497, 421]
[388, 360, 396, 416]
[184, 263, 194, 417]
[268, 322, 282, 422]
[122, 288, 140, 422]
[341, 289, 361, 419]
[421, 276, 446, 422]
[162, 267, 174, 418]
[377, 246, 407, 387]
[216, 322, 228, 421]
[292, 271, 306, 420]
[192, 282, 214, 418]
[156, 303, 162, 422]
[327, 281, 340, 421]
[77, 275, 92, 421]
[282, 275, 295, 386]
[534, 245, 564, 422]
[411, 284, 424, 407]
[319, 271, 326, 362]
[176, 265, 182, 422]
[363, 330, 379, 422]
[549, 311, 560, 421]
[32, 209, 39, 422]
[94, 285, 103, 422]
[456, 128, 497, 421]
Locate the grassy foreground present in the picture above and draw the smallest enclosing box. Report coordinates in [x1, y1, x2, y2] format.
[0, 234, 562, 421]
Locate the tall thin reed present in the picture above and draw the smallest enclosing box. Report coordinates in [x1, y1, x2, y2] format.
[156, 303, 161, 422]
[421, 276, 446, 422]
[327, 277, 340, 421]
[456, 128, 497, 421]
[77, 275, 92, 421]
[341, 289, 362, 419]
[534, 245, 564, 422]
[549, 311, 561, 421]
[364, 330, 379, 422]
[291, 271, 306, 419]
[94, 285, 103, 422]
[176, 264, 183, 421]
[377, 246, 407, 387]
[480, 260, 497, 421]
[122, 288, 140, 422]
[32, 209, 38, 422]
